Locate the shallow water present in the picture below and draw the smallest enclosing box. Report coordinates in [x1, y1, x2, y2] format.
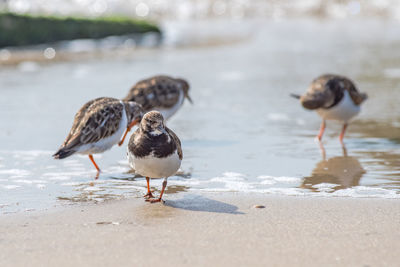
[1, 19, 400, 214]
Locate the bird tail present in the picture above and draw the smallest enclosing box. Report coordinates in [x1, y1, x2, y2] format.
[53, 147, 75, 159]
[290, 93, 301, 99]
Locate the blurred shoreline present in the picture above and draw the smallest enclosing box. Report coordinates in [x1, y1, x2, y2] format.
[1, 16, 400, 67]
[0, 18, 253, 66]
[2, 0, 400, 21]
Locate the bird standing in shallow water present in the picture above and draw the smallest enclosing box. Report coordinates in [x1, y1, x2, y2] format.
[292, 74, 367, 143]
[123, 75, 192, 120]
[53, 97, 143, 174]
[127, 111, 182, 203]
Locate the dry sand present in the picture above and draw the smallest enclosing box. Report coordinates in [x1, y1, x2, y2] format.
[0, 193, 399, 267]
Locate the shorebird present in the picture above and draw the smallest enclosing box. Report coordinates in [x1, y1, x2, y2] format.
[127, 111, 182, 203]
[123, 75, 192, 120]
[53, 97, 143, 173]
[291, 74, 367, 143]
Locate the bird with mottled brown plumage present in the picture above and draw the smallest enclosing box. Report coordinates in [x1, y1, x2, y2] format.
[53, 97, 143, 175]
[123, 75, 192, 120]
[291, 74, 367, 143]
[127, 111, 182, 203]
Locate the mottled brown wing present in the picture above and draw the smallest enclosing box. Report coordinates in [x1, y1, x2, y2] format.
[300, 74, 346, 109]
[300, 75, 337, 110]
[302, 74, 367, 109]
[166, 127, 183, 160]
[62, 98, 98, 146]
[61, 97, 123, 149]
[123, 76, 181, 111]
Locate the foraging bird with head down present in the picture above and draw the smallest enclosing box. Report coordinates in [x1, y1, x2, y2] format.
[53, 97, 143, 174]
[123, 75, 192, 120]
[127, 111, 182, 203]
[291, 74, 367, 143]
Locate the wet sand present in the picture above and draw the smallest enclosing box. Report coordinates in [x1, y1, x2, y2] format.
[0, 193, 399, 267]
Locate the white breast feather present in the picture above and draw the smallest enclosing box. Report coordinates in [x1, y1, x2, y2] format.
[316, 90, 360, 122]
[157, 90, 184, 120]
[128, 150, 181, 178]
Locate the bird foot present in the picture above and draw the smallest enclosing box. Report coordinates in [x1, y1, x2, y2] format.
[315, 136, 322, 142]
[144, 192, 155, 199]
[145, 198, 164, 204]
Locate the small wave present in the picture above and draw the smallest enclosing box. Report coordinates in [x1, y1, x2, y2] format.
[267, 113, 290, 122]
[258, 175, 301, 184]
[14, 179, 48, 184]
[169, 172, 400, 199]
[0, 169, 31, 176]
[219, 71, 245, 81]
[0, 185, 21, 190]
[384, 68, 400, 78]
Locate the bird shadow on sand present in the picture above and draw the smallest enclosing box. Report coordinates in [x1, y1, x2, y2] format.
[164, 194, 244, 215]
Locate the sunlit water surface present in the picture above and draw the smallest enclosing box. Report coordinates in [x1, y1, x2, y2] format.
[1, 19, 400, 214]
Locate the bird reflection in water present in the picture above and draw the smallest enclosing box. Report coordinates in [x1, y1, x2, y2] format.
[301, 143, 366, 192]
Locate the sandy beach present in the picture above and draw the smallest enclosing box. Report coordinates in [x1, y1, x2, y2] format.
[0, 193, 399, 267]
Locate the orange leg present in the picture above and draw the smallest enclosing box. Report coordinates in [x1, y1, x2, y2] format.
[144, 177, 154, 199]
[118, 128, 130, 146]
[146, 179, 167, 203]
[317, 120, 326, 141]
[88, 154, 100, 173]
[339, 123, 348, 144]
[118, 119, 140, 146]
